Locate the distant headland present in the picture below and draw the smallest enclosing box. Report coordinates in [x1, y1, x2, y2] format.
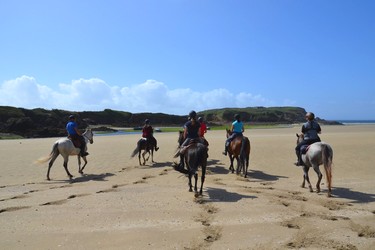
[0, 106, 341, 138]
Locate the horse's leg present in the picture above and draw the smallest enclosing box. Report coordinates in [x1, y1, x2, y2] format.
[302, 166, 313, 192]
[47, 152, 59, 181]
[194, 172, 198, 193]
[151, 149, 155, 163]
[142, 151, 147, 165]
[138, 151, 141, 166]
[62, 156, 73, 179]
[188, 173, 193, 192]
[235, 156, 241, 175]
[78, 155, 81, 173]
[199, 165, 206, 195]
[229, 155, 234, 173]
[145, 150, 150, 161]
[80, 156, 88, 174]
[312, 165, 323, 193]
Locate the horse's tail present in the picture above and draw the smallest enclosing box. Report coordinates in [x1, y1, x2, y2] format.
[130, 140, 141, 158]
[240, 137, 250, 168]
[321, 143, 333, 191]
[34, 142, 58, 165]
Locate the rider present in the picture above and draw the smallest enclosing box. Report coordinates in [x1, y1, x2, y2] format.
[181, 110, 202, 148]
[175, 110, 202, 167]
[142, 119, 159, 151]
[66, 115, 89, 157]
[294, 112, 322, 166]
[198, 117, 207, 138]
[222, 114, 244, 156]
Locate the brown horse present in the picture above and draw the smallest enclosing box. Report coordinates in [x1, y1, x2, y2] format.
[225, 129, 251, 178]
[131, 138, 155, 165]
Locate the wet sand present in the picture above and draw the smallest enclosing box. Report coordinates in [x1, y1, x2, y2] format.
[1, 124, 374, 249]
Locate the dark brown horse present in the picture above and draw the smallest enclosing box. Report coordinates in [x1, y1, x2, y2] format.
[131, 138, 155, 165]
[225, 128, 251, 178]
[176, 131, 208, 196]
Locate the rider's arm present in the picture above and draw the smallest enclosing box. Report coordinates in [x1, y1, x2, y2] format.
[183, 127, 188, 139]
[74, 127, 82, 136]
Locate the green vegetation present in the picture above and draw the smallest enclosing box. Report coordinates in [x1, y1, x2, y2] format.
[0, 106, 340, 139]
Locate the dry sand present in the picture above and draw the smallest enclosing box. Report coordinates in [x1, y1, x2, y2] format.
[1, 125, 374, 249]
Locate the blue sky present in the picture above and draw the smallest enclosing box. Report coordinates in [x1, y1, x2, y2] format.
[1, 0, 374, 120]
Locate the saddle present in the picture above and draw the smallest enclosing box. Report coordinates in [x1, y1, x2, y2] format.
[68, 136, 82, 148]
[300, 144, 311, 154]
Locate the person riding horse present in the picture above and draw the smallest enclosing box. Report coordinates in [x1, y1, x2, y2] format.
[223, 114, 244, 156]
[294, 112, 322, 166]
[142, 119, 159, 151]
[66, 115, 89, 157]
[176, 110, 205, 168]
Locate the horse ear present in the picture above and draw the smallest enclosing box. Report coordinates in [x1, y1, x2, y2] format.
[296, 133, 299, 137]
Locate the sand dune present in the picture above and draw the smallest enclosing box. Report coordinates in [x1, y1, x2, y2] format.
[1, 125, 374, 249]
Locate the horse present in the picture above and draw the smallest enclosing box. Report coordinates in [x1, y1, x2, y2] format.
[130, 138, 155, 165]
[176, 131, 208, 197]
[296, 133, 334, 197]
[36, 128, 94, 181]
[225, 128, 251, 178]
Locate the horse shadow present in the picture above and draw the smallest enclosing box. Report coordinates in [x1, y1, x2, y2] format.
[208, 165, 230, 175]
[138, 161, 174, 169]
[70, 172, 115, 183]
[205, 187, 257, 202]
[332, 187, 375, 204]
[248, 169, 288, 182]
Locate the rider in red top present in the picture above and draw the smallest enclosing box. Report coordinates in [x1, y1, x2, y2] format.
[198, 117, 207, 138]
[142, 119, 159, 151]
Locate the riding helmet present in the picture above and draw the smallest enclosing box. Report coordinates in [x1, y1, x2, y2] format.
[189, 110, 197, 119]
[198, 117, 203, 122]
[234, 114, 240, 120]
[305, 112, 315, 120]
[145, 119, 150, 124]
[69, 115, 75, 120]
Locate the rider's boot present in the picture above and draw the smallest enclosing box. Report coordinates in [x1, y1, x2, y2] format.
[155, 146, 159, 151]
[222, 143, 229, 155]
[294, 155, 303, 166]
[80, 147, 89, 157]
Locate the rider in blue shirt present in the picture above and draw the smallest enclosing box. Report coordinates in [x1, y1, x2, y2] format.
[223, 114, 244, 155]
[66, 115, 89, 157]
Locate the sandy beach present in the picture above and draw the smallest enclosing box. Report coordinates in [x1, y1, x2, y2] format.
[1, 124, 374, 249]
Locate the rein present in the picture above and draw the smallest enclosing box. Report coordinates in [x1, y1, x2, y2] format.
[83, 130, 93, 143]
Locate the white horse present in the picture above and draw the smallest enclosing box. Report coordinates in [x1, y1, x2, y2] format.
[296, 133, 334, 197]
[36, 129, 94, 180]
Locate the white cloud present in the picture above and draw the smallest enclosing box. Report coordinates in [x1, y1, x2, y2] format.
[0, 76, 274, 114]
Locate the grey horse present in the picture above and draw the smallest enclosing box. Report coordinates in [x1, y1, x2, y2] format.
[36, 129, 94, 180]
[296, 133, 334, 197]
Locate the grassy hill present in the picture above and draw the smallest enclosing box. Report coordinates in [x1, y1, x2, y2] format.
[0, 106, 340, 138]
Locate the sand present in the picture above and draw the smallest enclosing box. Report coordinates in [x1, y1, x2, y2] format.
[0, 124, 374, 249]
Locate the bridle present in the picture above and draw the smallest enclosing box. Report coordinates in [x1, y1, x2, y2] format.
[83, 129, 94, 144]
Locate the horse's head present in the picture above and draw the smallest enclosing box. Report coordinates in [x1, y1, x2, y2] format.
[84, 128, 94, 144]
[296, 133, 304, 144]
[226, 128, 232, 138]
